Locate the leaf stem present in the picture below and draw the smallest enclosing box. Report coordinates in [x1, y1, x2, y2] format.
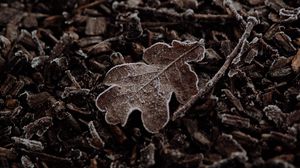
[172, 16, 258, 121]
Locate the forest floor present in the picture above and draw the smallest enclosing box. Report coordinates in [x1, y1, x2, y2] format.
[1, 0, 300, 167]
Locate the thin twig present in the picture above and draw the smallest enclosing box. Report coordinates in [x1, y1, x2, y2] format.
[87, 35, 123, 55]
[172, 17, 258, 121]
[224, 0, 280, 57]
[75, 0, 106, 13]
[224, 0, 247, 26]
[113, 2, 234, 23]
[141, 22, 180, 27]
[66, 70, 81, 89]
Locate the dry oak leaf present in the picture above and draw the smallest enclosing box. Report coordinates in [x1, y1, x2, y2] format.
[96, 40, 205, 133]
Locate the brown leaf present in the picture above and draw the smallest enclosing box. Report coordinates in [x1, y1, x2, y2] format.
[291, 49, 300, 73]
[96, 40, 205, 133]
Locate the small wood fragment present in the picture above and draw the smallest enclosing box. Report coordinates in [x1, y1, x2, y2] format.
[85, 17, 107, 35]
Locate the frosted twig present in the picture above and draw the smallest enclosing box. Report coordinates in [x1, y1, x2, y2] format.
[172, 17, 258, 120]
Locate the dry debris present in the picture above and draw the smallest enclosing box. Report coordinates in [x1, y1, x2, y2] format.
[0, 0, 300, 167]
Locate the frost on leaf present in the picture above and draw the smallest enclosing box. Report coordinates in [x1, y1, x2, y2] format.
[96, 40, 205, 133]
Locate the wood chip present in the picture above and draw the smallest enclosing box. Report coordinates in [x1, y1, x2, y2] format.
[85, 17, 107, 35]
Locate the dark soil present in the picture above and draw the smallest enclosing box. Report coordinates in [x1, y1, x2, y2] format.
[0, 0, 300, 167]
